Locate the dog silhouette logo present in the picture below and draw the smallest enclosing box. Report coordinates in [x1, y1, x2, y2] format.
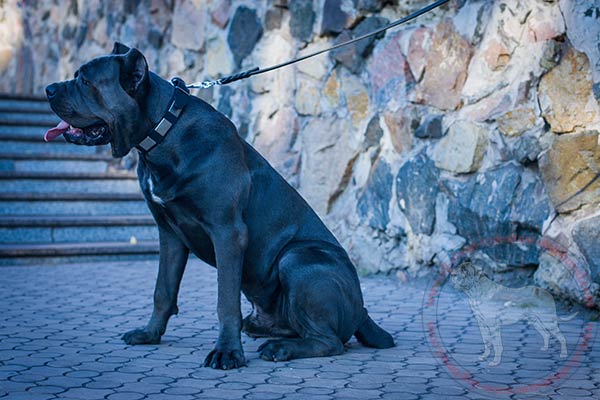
[450, 261, 577, 366]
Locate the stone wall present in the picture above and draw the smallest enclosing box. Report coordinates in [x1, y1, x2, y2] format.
[2, 0, 599, 308]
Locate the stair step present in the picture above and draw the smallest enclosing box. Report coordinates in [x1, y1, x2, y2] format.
[0, 216, 158, 244]
[0, 225, 157, 244]
[0, 240, 159, 257]
[0, 193, 148, 216]
[0, 171, 138, 194]
[0, 152, 114, 174]
[0, 214, 155, 227]
[0, 98, 53, 114]
[0, 158, 111, 173]
[0, 171, 137, 179]
[0, 125, 58, 140]
[0, 152, 112, 161]
[1, 139, 103, 156]
[0, 180, 139, 194]
[0, 112, 59, 126]
[0, 93, 48, 102]
[0, 192, 143, 200]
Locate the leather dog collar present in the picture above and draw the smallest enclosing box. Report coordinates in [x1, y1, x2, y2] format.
[135, 77, 190, 154]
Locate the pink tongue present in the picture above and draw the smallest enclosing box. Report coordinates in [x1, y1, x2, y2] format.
[45, 120, 70, 142]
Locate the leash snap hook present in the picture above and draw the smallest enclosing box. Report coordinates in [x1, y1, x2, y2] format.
[186, 79, 219, 89]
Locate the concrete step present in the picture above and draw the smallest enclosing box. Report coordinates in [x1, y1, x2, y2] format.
[0, 192, 148, 216]
[0, 111, 60, 126]
[0, 215, 157, 244]
[0, 98, 53, 114]
[0, 171, 139, 193]
[0, 154, 112, 173]
[0, 240, 159, 266]
[0, 125, 56, 139]
[1, 139, 104, 156]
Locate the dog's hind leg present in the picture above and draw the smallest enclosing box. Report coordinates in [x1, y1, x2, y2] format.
[258, 244, 365, 361]
[545, 321, 568, 358]
[554, 329, 568, 358]
[122, 225, 189, 345]
[242, 304, 297, 339]
[258, 283, 346, 361]
[530, 316, 551, 351]
[259, 336, 344, 361]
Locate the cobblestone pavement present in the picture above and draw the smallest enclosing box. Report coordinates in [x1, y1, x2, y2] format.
[0, 260, 598, 399]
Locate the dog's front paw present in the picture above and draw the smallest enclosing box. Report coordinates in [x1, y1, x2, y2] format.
[488, 359, 501, 367]
[203, 347, 246, 370]
[122, 328, 161, 345]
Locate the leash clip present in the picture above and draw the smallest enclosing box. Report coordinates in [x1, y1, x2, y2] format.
[187, 79, 219, 89]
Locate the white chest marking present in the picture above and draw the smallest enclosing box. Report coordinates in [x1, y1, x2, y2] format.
[147, 176, 165, 206]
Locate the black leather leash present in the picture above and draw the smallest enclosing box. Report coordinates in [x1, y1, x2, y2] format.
[187, 0, 450, 89]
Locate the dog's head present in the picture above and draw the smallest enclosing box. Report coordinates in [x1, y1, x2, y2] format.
[45, 42, 150, 157]
[450, 261, 485, 291]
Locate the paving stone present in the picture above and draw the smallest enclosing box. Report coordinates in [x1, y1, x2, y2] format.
[9, 374, 48, 384]
[60, 387, 115, 399]
[380, 393, 419, 400]
[316, 371, 350, 380]
[560, 379, 597, 390]
[41, 376, 91, 388]
[297, 387, 335, 395]
[267, 376, 304, 385]
[245, 392, 285, 400]
[217, 381, 255, 390]
[144, 395, 195, 400]
[85, 379, 124, 389]
[106, 393, 145, 400]
[4, 393, 56, 400]
[346, 379, 384, 389]
[117, 382, 164, 394]
[139, 376, 175, 385]
[220, 372, 269, 384]
[556, 388, 594, 397]
[282, 395, 331, 400]
[27, 385, 66, 394]
[429, 385, 468, 396]
[64, 370, 101, 378]
[333, 388, 383, 398]
[198, 388, 250, 398]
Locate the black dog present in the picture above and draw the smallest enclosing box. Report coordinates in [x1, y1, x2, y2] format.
[45, 43, 394, 369]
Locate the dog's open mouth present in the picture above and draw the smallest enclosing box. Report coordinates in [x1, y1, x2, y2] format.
[45, 120, 109, 144]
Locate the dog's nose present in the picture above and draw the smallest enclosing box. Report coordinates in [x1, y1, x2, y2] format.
[45, 83, 59, 99]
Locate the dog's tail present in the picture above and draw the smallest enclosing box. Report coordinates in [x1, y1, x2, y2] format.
[354, 314, 395, 349]
[559, 312, 579, 321]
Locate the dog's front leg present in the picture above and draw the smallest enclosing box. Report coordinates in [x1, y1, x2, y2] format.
[203, 222, 248, 370]
[122, 225, 189, 345]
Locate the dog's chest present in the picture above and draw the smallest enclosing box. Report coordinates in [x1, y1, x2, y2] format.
[146, 175, 166, 206]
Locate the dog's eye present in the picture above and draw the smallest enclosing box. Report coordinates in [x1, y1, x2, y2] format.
[81, 77, 90, 86]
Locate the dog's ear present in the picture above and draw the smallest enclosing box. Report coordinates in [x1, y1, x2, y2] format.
[112, 42, 131, 55]
[119, 48, 149, 97]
